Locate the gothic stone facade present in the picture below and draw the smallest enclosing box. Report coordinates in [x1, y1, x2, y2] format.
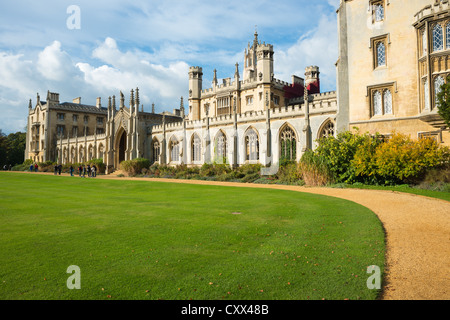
[336, 0, 450, 145]
[25, 32, 338, 170]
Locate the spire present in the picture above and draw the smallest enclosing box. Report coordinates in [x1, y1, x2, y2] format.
[152, 103, 155, 114]
[29, 99, 32, 109]
[235, 63, 240, 78]
[253, 26, 259, 48]
[135, 87, 140, 107]
[180, 96, 185, 118]
[213, 69, 218, 86]
[130, 89, 135, 108]
[113, 95, 116, 110]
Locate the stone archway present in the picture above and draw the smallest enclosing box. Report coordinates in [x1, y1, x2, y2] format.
[114, 128, 127, 168]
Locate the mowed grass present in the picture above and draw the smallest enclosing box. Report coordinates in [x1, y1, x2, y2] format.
[0, 172, 385, 300]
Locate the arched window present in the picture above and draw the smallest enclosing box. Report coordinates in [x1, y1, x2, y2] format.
[319, 121, 335, 139]
[98, 144, 104, 161]
[152, 139, 160, 163]
[280, 125, 297, 161]
[245, 128, 259, 161]
[373, 90, 382, 115]
[434, 75, 445, 107]
[433, 24, 443, 52]
[376, 42, 386, 67]
[169, 137, 180, 162]
[215, 131, 227, 162]
[88, 145, 94, 161]
[192, 134, 202, 163]
[383, 89, 392, 114]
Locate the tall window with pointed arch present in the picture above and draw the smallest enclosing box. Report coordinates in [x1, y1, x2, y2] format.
[318, 120, 335, 139]
[152, 139, 160, 163]
[191, 133, 202, 163]
[169, 137, 180, 162]
[245, 128, 259, 162]
[280, 125, 297, 161]
[214, 131, 227, 162]
[370, 85, 394, 116]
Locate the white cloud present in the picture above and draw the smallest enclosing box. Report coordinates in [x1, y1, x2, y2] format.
[275, 13, 338, 92]
[37, 41, 77, 81]
[78, 37, 189, 108]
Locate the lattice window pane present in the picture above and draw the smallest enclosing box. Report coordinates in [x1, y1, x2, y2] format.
[215, 132, 227, 161]
[376, 42, 386, 67]
[383, 89, 392, 114]
[433, 24, 443, 52]
[424, 79, 430, 110]
[447, 24, 450, 49]
[434, 76, 445, 107]
[245, 129, 259, 161]
[192, 134, 201, 162]
[373, 91, 382, 115]
[280, 126, 297, 161]
[375, 4, 384, 22]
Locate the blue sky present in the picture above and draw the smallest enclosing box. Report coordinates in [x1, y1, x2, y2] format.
[0, 0, 340, 134]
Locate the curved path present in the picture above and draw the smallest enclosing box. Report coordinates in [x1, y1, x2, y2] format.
[98, 175, 449, 300]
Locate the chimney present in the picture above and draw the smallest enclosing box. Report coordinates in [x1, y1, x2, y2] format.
[96, 97, 101, 109]
[73, 97, 81, 104]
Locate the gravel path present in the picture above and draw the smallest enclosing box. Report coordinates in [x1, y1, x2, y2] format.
[99, 176, 450, 300]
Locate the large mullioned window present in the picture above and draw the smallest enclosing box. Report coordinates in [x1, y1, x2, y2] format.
[192, 134, 202, 162]
[372, 89, 393, 116]
[215, 131, 227, 162]
[245, 128, 259, 161]
[280, 125, 297, 161]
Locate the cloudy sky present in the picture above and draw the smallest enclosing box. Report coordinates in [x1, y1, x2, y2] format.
[0, 0, 340, 134]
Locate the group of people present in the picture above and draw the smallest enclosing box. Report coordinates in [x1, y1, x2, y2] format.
[29, 164, 38, 172]
[54, 164, 98, 177]
[77, 164, 97, 178]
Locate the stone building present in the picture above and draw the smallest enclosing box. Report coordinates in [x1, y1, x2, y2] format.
[336, 0, 450, 144]
[25, 32, 338, 171]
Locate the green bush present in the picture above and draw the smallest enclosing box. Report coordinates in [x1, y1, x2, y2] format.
[276, 161, 302, 184]
[315, 130, 370, 183]
[120, 158, 151, 176]
[299, 150, 334, 186]
[373, 133, 450, 184]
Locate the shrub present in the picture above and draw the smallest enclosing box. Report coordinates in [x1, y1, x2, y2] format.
[299, 150, 334, 186]
[275, 161, 302, 184]
[315, 130, 369, 183]
[120, 158, 151, 176]
[374, 133, 450, 184]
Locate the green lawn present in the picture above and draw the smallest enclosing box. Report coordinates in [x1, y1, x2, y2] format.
[0, 172, 385, 300]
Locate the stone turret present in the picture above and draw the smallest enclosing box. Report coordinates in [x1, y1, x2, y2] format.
[305, 66, 320, 94]
[188, 66, 203, 121]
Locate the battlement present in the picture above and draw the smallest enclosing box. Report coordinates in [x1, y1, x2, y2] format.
[414, 1, 449, 24]
[189, 66, 203, 72]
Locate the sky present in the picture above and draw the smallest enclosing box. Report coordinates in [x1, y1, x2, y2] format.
[0, 0, 340, 134]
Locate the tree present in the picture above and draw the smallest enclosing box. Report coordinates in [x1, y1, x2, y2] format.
[437, 75, 450, 128]
[0, 130, 26, 168]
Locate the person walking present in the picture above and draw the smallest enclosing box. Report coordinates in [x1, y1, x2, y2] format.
[92, 165, 97, 178]
[78, 165, 82, 177]
[30, 164, 34, 172]
[70, 166, 74, 176]
[82, 165, 86, 178]
[87, 165, 91, 178]
[34, 164, 38, 172]
[54, 165, 58, 175]
[58, 164, 62, 175]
